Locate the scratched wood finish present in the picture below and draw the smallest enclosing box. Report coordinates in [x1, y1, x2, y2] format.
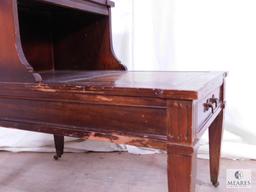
[0, 71, 227, 192]
[0, 97, 167, 137]
[0, 1, 227, 192]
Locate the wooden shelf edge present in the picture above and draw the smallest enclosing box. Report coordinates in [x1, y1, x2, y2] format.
[40, 0, 110, 15]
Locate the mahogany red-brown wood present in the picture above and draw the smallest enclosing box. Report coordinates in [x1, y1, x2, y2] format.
[0, 1, 227, 192]
[209, 109, 224, 187]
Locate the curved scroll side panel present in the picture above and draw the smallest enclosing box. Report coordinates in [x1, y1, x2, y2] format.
[96, 9, 127, 70]
[0, 0, 41, 83]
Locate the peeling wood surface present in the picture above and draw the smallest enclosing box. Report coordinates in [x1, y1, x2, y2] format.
[0, 71, 226, 100]
[0, 0, 227, 191]
[33, 84, 57, 93]
[28, 71, 226, 100]
[83, 132, 167, 150]
[0, 119, 167, 150]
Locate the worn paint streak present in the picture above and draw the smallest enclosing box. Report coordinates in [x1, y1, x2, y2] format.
[96, 96, 113, 102]
[82, 132, 166, 150]
[32, 84, 57, 93]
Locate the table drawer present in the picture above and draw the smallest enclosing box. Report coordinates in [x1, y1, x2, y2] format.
[197, 87, 222, 131]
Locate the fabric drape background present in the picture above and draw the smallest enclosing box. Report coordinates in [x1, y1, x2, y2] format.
[1, 0, 256, 159]
[113, 0, 256, 159]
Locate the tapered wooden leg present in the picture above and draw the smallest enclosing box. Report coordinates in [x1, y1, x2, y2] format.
[53, 135, 64, 160]
[167, 144, 197, 192]
[209, 110, 224, 187]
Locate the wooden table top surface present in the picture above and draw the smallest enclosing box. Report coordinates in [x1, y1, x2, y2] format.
[37, 71, 226, 100]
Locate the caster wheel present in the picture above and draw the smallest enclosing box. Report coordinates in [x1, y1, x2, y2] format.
[212, 181, 219, 187]
[53, 154, 61, 160]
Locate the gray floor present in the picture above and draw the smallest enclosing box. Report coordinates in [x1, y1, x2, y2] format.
[0, 152, 255, 192]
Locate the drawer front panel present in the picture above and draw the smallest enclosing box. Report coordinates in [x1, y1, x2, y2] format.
[197, 87, 222, 132]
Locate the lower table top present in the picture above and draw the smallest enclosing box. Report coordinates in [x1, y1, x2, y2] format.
[38, 71, 226, 100]
[0, 70, 226, 151]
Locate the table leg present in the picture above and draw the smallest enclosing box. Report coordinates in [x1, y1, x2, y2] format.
[53, 135, 64, 160]
[209, 110, 224, 187]
[167, 144, 197, 192]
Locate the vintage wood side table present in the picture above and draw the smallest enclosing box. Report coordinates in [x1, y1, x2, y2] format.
[0, 0, 226, 191]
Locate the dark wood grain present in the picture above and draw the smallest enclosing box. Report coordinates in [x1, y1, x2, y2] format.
[168, 144, 198, 192]
[208, 82, 225, 187]
[0, 97, 167, 136]
[0, 0, 40, 82]
[0, 1, 227, 191]
[53, 135, 64, 160]
[37, 71, 224, 100]
[18, 0, 125, 72]
[209, 111, 224, 187]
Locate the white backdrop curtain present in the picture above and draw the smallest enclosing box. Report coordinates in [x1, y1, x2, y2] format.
[113, 0, 256, 159]
[1, 0, 256, 159]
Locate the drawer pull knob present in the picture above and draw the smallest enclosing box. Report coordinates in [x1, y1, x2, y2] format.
[209, 96, 219, 107]
[204, 95, 219, 113]
[204, 102, 214, 113]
